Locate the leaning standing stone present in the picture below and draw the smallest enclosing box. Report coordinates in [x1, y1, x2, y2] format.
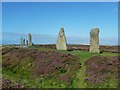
[56, 27, 67, 50]
[90, 28, 100, 53]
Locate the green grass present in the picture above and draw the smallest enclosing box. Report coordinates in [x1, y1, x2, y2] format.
[2, 56, 67, 88]
[68, 51, 95, 88]
[2, 47, 119, 88]
[66, 50, 118, 88]
[3, 68, 67, 88]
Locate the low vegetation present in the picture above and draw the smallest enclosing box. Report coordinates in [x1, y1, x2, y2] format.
[2, 46, 119, 88]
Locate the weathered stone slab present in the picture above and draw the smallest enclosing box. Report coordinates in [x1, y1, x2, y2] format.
[56, 27, 67, 50]
[90, 28, 100, 53]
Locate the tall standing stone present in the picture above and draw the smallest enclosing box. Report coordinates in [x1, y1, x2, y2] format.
[26, 40, 28, 46]
[23, 39, 25, 46]
[28, 33, 32, 46]
[56, 27, 67, 50]
[20, 37, 23, 47]
[90, 28, 100, 53]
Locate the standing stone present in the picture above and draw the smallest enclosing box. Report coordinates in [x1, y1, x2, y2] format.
[20, 37, 23, 47]
[56, 27, 67, 50]
[28, 33, 32, 46]
[23, 39, 25, 46]
[90, 28, 100, 53]
[26, 40, 28, 46]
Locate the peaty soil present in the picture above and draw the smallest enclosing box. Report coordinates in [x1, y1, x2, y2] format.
[85, 56, 119, 84]
[2, 47, 81, 88]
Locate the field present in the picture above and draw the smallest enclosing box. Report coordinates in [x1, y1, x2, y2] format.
[1, 45, 120, 88]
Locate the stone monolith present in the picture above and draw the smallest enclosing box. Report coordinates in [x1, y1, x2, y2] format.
[28, 33, 32, 46]
[26, 40, 28, 46]
[56, 27, 67, 50]
[20, 37, 23, 47]
[90, 28, 100, 53]
[23, 39, 25, 46]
